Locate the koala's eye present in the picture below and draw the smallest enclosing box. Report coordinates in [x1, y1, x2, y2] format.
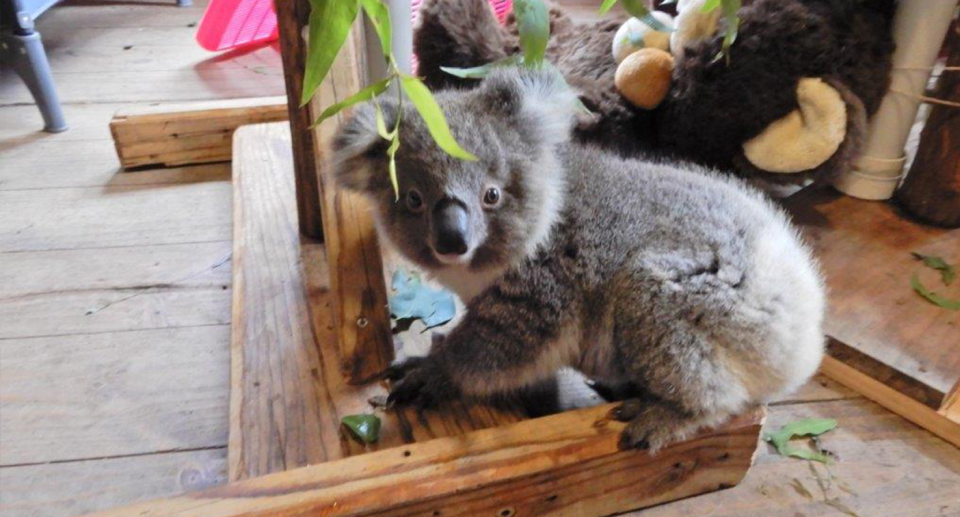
[405, 189, 424, 213]
[482, 187, 501, 207]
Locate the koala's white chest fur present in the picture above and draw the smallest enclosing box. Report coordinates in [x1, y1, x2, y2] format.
[431, 264, 509, 303]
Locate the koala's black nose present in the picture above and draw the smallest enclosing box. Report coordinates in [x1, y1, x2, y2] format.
[433, 198, 470, 256]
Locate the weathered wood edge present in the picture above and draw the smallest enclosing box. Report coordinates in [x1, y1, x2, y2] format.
[309, 20, 393, 384]
[84, 405, 764, 517]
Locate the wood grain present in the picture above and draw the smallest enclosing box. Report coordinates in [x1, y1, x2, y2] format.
[0, 448, 227, 517]
[0, 326, 230, 465]
[785, 187, 960, 394]
[228, 123, 522, 482]
[896, 22, 960, 227]
[309, 21, 393, 383]
[88, 405, 763, 517]
[110, 97, 288, 169]
[275, 0, 323, 238]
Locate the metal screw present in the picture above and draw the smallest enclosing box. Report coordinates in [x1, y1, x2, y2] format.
[356, 317, 369, 328]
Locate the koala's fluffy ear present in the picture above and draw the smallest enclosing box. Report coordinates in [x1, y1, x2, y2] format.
[330, 102, 394, 193]
[479, 68, 579, 149]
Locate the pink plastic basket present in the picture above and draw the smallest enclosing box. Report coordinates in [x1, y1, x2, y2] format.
[196, 0, 512, 55]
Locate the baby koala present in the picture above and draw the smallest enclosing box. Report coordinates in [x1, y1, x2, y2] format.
[332, 68, 825, 451]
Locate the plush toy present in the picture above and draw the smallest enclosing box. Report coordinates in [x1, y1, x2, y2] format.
[413, 0, 896, 186]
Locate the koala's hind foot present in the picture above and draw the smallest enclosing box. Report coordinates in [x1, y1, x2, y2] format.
[611, 398, 716, 452]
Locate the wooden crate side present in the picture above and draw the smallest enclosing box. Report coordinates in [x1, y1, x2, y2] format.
[86, 405, 763, 517]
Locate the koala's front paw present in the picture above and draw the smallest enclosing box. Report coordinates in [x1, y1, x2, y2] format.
[385, 357, 457, 409]
[611, 399, 697, 452]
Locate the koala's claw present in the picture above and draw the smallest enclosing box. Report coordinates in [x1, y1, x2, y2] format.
[381, 357, 428, 382]
[384, 357, 455, 409]
[614, 399, 696, 452]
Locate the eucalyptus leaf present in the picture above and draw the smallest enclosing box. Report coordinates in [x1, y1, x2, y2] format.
[312, 77, 392, 127]
[514, 0, 550, 67]
[387, 132, 400, 200]
[342, 414, 382, 443]
[701, 0, 721, 12]
[763, 418, 837, 464]
[912, 252, 955, 286]
[441, 55, 524, 79]
[301, 0, 360, 106]
[390, 269, 457, 330]
[910, 272, 960, 311]
[621, 0, 673, 32]
[359, 0, 392, 57]
[713, 0, 741, 63]
[599, 0, 618, 14]
[399, 74, 477, 161]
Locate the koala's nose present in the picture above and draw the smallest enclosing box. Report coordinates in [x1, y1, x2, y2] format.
[433, 198, 470, 256]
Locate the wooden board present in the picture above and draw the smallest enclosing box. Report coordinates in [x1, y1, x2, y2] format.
[87, 404, 763, 517]
[0, 325, 230, 465]
[110, 97, 288, 169]
[785, 187, 960, 394]
[228, 123, 522, 482]
[308, 21, 393, 383]
[0, 448, 227, 517]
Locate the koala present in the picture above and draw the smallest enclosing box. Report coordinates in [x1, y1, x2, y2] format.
[332, 68, 825, 451]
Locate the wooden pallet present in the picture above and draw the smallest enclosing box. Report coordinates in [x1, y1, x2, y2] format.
[784, 188, 960, 448]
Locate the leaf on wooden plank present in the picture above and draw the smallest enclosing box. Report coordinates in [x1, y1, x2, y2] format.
[390, 269, 456, 330]
[912, 252, 955, 285]
[910, 272, 960, 311]
[359, 0, 392, 58]
[441, 55, 524, 79]
[399, 74, 477, 161]
[621, 0, 673, 32]
[763, 418, 837, 463]
[312, 77, 392, 127]
[514, 0, 551, 66]
[301, 0, 360, 106]
[342, 414, 382, 443]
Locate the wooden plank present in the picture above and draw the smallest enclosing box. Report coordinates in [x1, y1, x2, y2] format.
[309, 21, 393, 383]
[86, 405, 763, 517]
[228, 123, 522, 482]
[819, 356, 960, 449]
[785, 187, 960, 394]
[637, 397, 960, 517]
[0, 449, 227, 517]
[0, 242, 231, 339]
[0, 181, 232, 253]
[942, 378, 960, 424]
[0, 326, 230, 465]
[110, 97, 288, 169]
[275, 0, 323, 238]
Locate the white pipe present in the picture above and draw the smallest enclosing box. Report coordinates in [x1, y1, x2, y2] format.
[364, 0, 413, 92]
[832, 0, 958, 201]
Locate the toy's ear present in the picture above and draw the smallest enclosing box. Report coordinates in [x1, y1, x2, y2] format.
[478, 68, 580, 149]
[330, 102, 395, 193]
[742, 78, 848, 174]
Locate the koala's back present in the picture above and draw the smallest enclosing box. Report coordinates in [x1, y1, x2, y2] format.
[558, 145, 825, 405]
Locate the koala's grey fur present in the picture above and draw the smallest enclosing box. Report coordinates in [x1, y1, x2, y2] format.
[332, 69, 825, 451]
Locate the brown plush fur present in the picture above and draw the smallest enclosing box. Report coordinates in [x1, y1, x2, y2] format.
[414, 0, 896, 182]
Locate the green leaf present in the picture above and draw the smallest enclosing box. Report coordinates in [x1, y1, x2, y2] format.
[912, 252, 955, 285]
[341, 414, 381, 443]
[911, 272, 960, 310]
[398, 74, 477, 161]
[714, 0, 741, 64]
[387, 132, 400, 200]
[763, 418, 837, 464]
[440, 55, 524, 79]
[599, 0, 619, 15]
[301, 0, 360, 107]
[514, 0, 550, 67]
[312, 77, 392, 127]
[621, 0, 673, 32]
[359, 0, 391, 58]
[701, 0, 721, 11]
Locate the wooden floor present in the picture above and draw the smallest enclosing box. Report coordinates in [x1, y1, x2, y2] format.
[0, 1, 958, 516]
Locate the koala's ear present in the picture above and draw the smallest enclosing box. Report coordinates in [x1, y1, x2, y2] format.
[479, 68, 579, 148]
[330, 102, 393, 193]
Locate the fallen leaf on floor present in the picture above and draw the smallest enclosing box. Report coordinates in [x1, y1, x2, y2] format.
[910, 272, 960, 311]
[789, 478, 814, 499]
[912, 252, 955, 285]
[764, 418, 837, 463]
[389, 269, 457, 329]
[342, 414, 382, 444]
[824, 497, 862, 517]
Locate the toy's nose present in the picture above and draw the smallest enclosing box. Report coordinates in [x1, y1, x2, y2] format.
[433, 198, 470, 256]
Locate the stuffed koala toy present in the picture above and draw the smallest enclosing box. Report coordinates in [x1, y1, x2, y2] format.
[414, 0, 896, 186]
[331, 69, 825, 450]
